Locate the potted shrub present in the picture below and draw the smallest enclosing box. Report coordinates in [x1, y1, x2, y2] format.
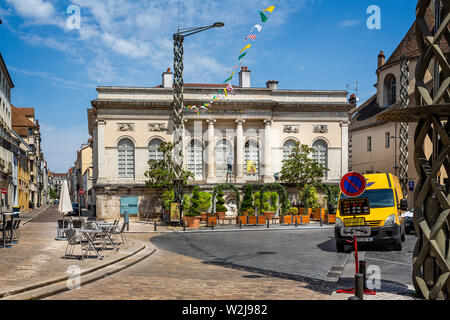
[215, 187, 227, 219]
[263, 192, 278, 219]
[199, 191, 212, 222]
[325, 209, 336, 224]
[282, 207, 297, 224]
[240, 185, 254, 216]
[184, 187, 201, 228]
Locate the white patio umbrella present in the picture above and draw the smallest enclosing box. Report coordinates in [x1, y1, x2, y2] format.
[58, 180, 73, 215]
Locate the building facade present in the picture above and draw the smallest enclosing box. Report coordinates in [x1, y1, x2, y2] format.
[89, 67, 352, 220]
[350, 11, 448, 207]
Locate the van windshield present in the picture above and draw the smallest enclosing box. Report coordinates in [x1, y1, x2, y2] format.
[340, 189, 395, 209]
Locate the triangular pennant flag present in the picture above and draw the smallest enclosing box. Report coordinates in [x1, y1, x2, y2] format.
[259, 11, 268, 23]
[251, 24, 263, 32]
[263, 6, 275, 13]
[245, 35, 257, 41]
[240, 44, 252, 53]
[224, 89, 228, 97]
[238, 52, 247, 61]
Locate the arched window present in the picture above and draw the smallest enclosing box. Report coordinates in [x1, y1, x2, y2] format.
[118, 138, 135, 178]
[312, 139, 328, 179]
[283, 140, 297, 161]
[244, 139, 260, 180]
[384, 74, 396, 106]
[215, 139, 233, 179]
[148, 138, 164, 161]
[187, 139, 204, 181]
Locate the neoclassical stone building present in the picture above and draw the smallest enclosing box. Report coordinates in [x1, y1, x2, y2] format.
[88, 67, 352, 220]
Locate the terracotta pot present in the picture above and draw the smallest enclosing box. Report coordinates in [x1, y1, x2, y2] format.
[185, 216, 200, 228]
[216, 212, 226, 219]
[263, 212, 275, 219]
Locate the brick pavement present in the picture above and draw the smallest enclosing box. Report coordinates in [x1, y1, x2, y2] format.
[0, 206, 133, 296]
[46, 234, 336, 300]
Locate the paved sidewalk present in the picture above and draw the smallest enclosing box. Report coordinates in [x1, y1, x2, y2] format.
[0, 206, 135, 297]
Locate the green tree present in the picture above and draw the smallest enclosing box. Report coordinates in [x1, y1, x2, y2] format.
[144, 142, 194, 190]
[215, 187, 227, 213]
[279, 142, 328, 190]
[199, 192, 212, 213]
[240, 185, 254, 213]
[50, 187, 58, 200]
[302, 186, 320, 211]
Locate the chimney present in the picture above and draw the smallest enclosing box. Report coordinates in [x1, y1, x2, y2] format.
[239, 66, 251, 88]
[378, 51, 385, 69]
[162, 68, 173, 88]
[266, 80, 278, 90]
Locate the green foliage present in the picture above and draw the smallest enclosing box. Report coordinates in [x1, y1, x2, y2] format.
[302, 186, 320, 210]
[258, 183, 290, 215]
[326, 184, 340, 208]
[247, 208, 255, 216]
[198, 192, 212, 213]
[145, 142, 194, 190]
[162, 190, 174, 210]
[211, 184, 241, 214]
[182, 194, 191, 212]
[279, 142, 328, 189]
[185, 187, 201, 217]
[240, 185, 254, 213]
[270, 192, 279, 211]
[50, 188, 58, 200]
[288, 207, 299, 215]
[215, 187, 227, 213]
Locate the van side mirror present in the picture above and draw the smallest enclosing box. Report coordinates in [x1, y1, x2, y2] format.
[400, 199, 408, 211]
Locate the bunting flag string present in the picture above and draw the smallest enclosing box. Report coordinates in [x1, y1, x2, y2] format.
[186, 2, 278, 115]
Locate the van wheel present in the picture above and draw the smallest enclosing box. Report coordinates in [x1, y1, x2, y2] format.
[336, 242, 345, 253]
[394, 241, 402, 251]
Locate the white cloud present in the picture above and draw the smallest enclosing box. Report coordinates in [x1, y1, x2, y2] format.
[337, 19, 361, 28]
[6, 0, 55, 20]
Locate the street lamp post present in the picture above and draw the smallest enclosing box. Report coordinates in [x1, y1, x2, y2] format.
[172, 22, 224, 225]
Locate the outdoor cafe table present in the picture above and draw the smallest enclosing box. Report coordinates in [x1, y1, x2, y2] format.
[95, 223, 119, 251]
[1, 212, 16, 248]
[78, 229, 104, 259]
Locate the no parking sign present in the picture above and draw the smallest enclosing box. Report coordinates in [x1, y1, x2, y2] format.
[340, 172, 367, 198]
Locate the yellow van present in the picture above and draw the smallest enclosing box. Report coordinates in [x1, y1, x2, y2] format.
[335, 173, 408, 252]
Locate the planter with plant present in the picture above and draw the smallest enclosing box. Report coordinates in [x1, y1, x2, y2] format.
[263, 192, 278, 219]
[240, 185, 254, 216]
[215, 187, 227, 219]
[184, 188, 201, 228]
[199, 191, 212, 222]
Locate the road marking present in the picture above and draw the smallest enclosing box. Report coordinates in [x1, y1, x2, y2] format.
[365, 257, 411, 266]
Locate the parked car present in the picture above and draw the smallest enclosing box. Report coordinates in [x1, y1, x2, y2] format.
[53, 200, 59, 205]
[404, 209, 414, 234]
[67, 202, 80, 216]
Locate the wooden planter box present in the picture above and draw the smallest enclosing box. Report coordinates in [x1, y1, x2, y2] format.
[248, 216, 266, 225]
[281, 215, 310, 224]
[185, 216, 200, 228]
[312, 208, 326, 221]
[236, 216, 248, 225]
[206, 216, 217, 227]
[325, 213, 336, 224]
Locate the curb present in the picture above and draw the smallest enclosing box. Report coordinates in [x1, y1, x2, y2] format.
[125, 225, 335, 234]
[20, 205, 52, 227]
[0, 239, 156, 300]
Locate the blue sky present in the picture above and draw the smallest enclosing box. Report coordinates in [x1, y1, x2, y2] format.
[0, 0, 416, 172]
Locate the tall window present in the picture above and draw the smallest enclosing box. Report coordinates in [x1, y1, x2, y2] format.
[367, 136, 372, 152]
[118, 138, 135, 178]
[244, 139, 260, 180]
[312, 140, 328, 179]
[148, 138, 164, 161]
[384, 74, 397, 106]
[187, 139, 204, 181]
[283, 140, 297, 161]
[385, 132, 391, 148]
[215, 139, 232, 179]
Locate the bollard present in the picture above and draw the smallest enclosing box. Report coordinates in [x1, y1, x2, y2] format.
[280, 216, 283, 225]
[212, 220, 214, 230]
[355, 273, 364, 300]
[154, 221, 157, 232]
[359, 260, 367, 289]
[295, 218, 298, 228]
[124, 210, 130, 231]
[183, 221, 186, 232]
[239, 220, 242, 229]
[267, 219, 270, 228]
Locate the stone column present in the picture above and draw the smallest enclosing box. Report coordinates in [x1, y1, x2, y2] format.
[340, 121, 349, 177]
[97, 120, 107, 184]
[263, 120, 273, 182]
[235, 119, 245, 183]
[206, 119, 216, 184]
